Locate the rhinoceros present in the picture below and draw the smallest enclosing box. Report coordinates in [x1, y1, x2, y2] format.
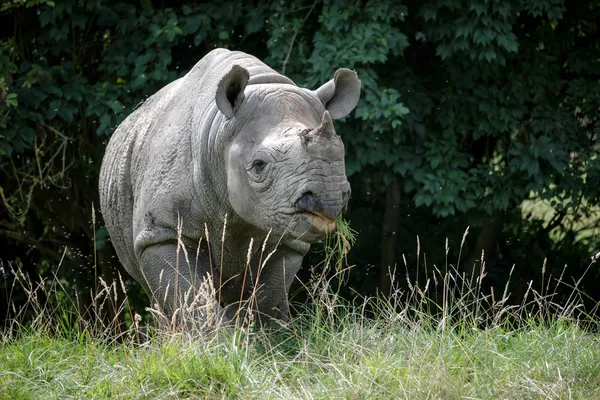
[99, 48, 360, 325]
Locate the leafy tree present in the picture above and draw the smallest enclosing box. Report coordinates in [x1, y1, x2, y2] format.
[1, 0, 598, 323]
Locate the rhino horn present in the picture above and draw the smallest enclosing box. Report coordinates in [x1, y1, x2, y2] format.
[317, 110, 334, 137]
[301, 111, 336, 142]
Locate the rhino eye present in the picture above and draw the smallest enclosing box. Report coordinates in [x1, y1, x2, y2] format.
[252, 159, 266, 170]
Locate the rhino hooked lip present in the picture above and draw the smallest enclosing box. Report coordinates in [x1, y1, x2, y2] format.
[299, 211, 336, 233]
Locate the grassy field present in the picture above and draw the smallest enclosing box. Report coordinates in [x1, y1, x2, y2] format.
[2, 313, 600, 399]
[2, 306, 600, 399]
[2, 233, 600, 399]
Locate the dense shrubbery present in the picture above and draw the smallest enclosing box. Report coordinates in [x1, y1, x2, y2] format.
[1, 0, 599, 323]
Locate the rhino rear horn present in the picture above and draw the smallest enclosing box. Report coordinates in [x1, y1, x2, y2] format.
[300, 111, 335, 143]
[315, 69, 361, 120]
[317, 110, 334, 137]
[216, 65, 249, 118]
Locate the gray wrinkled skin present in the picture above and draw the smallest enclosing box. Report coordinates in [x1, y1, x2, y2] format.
[99, 48, 360, 325]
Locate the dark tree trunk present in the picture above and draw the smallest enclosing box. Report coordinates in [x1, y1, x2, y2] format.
[463, 210, 504, 275]
[380, 178, 401, 297]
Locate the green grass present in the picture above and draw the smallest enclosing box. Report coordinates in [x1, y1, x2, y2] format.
[2, 310, 600, 399]
[2, 228, 600, 399]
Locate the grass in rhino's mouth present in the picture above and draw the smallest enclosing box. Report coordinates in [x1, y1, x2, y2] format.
[322, 215, 356, 281]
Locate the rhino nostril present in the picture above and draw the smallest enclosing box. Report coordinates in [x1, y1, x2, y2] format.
[296, 191, 315, 212]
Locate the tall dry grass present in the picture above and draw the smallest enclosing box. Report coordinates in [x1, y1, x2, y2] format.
[2, 219, 600, 398]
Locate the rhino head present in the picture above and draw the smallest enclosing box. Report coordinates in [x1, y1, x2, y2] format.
[216, 66, 360, 244]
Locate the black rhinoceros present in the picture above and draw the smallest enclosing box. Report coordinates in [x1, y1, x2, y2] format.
[99, 48, 360, 325]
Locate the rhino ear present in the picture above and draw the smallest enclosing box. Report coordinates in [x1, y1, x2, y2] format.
[315, 69, 361, 120]
[216, 65, 249, 118]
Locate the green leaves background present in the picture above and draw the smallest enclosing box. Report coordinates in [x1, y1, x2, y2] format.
[1, 0, 598, 313]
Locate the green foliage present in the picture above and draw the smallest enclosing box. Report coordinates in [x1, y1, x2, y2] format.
[403, 0, 599, 224]
[1, 0, 599, 316]
[421, 0, 519, 64]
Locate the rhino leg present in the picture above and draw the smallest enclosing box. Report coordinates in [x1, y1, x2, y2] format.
[138, 242, 227, 327]
[250, 246, 303, 325]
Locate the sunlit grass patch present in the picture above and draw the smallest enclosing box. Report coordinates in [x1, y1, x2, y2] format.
[522, 195, 600, 250]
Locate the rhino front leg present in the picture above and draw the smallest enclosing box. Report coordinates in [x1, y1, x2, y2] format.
[250, 245, 303, 325]
[138, 242, 227, 327]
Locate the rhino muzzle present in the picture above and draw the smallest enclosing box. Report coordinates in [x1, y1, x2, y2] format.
[295, 189, 350, 222]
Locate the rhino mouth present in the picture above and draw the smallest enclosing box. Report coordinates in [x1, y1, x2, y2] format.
[297, 211, 336, 233]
